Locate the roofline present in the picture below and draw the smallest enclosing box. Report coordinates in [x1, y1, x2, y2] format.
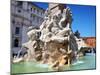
[16, 0, 45, 11]
[81, 37, 96, 39]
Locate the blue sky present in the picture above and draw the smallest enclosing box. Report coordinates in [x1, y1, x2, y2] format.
[34, 2, 96, 37]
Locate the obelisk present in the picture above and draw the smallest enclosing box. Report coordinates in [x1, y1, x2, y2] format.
[48, 3, 66, 15]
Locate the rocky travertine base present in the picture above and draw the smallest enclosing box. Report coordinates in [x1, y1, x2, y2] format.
[13, 4, 78, 70]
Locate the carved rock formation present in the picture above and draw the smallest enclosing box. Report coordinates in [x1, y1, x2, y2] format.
[13, 4, 78, 70]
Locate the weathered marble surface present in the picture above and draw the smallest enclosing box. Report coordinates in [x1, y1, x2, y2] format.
[13, 4, 78, 70]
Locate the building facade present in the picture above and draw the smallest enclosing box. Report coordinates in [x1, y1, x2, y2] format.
[11, 0, 45, 54]
[82, 37, 96, 48]
[75, 36, 96, 50]
[76, 37, 87, 50]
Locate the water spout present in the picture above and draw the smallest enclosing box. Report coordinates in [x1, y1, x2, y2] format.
[16, 47, 23, 58]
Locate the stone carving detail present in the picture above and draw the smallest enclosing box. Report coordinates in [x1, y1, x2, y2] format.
[13, 4, 78, 70]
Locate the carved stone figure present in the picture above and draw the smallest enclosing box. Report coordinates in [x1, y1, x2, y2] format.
[13, 4, 78, 71]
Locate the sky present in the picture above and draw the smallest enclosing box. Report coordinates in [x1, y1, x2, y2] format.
[34, 2, 96, 37]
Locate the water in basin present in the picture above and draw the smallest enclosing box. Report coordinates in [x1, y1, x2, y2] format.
[11, 55, 96, 74]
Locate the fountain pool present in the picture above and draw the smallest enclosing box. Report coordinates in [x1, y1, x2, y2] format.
[11, 55, 96, 74]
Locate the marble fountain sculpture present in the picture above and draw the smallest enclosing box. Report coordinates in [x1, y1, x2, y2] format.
[13, 4, 78, 70]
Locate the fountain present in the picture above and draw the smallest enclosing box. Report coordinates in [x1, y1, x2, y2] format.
[13, 3, 78, 70]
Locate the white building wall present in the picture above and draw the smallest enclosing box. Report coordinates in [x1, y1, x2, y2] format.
[21, 26, 29, 44]
[12, 47, 21, 54]
[22, 2, 28, 10]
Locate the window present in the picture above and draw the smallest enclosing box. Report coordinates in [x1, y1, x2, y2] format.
[18, 9, 21, 13]
[41, 12, 43, 15]
[30, 14, 32, 17]
[14, 38, 19, 47]
[36, 17, 39, 22]
[37, 9, 39, 14]
[15, 27, 20, 34]
[33, 16, 35, 21]
[17, 1, 22, 8]
[12, 20, 15, 24]
[79, 40, 81, 41]
[33, 8, 36, 12]
[31, 8, 32, 11]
